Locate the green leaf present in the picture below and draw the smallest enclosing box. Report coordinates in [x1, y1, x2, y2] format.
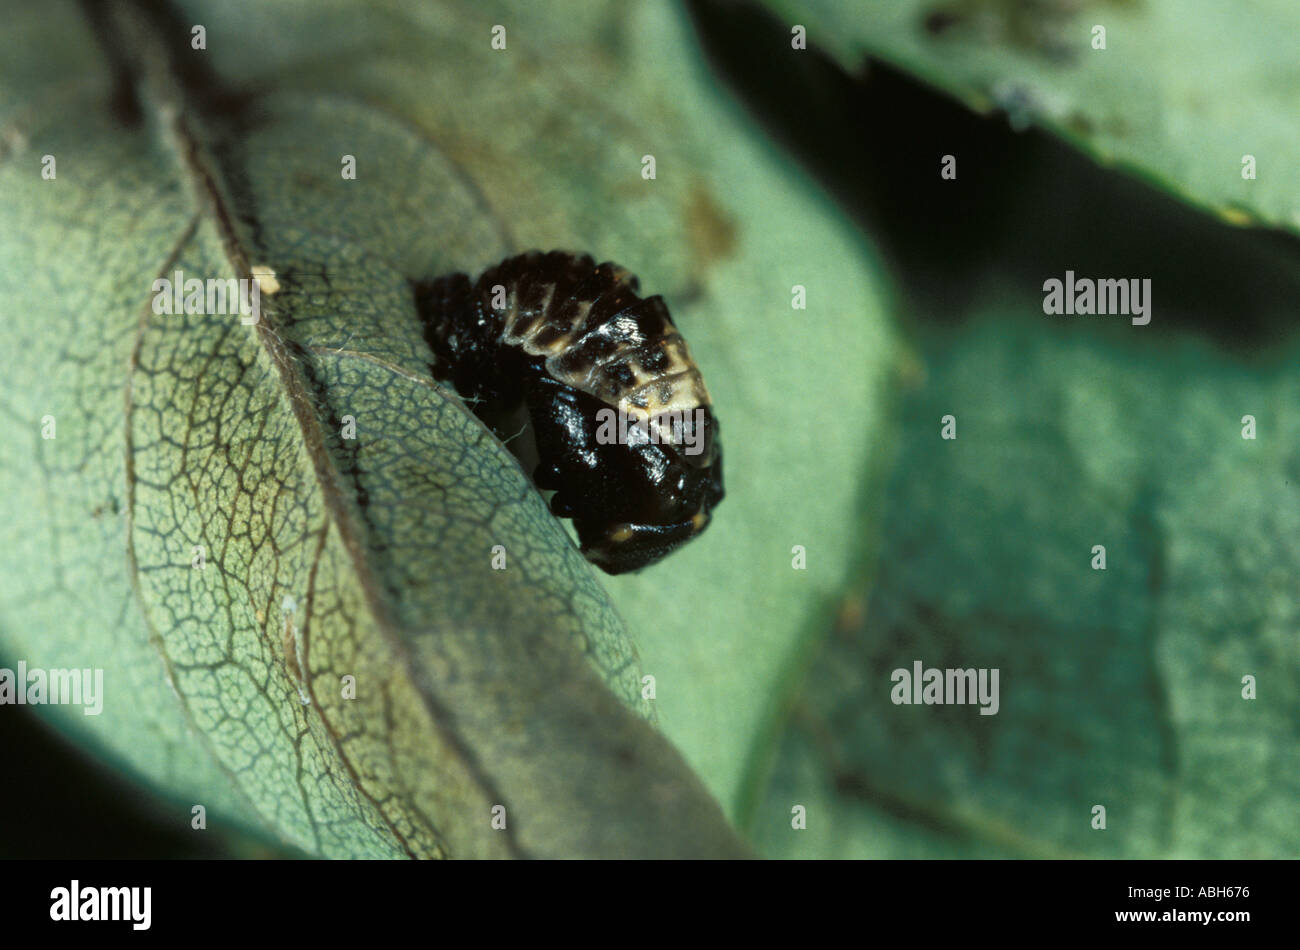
[599, 7, 898, 822]
[755, 294, 1300, 858]
[0, 0, 893, 856]
[763, 0, 1300, 234]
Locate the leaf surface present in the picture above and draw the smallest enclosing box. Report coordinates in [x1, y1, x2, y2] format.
[0, 0, 894, 855]
[757, 297, 1300, 859]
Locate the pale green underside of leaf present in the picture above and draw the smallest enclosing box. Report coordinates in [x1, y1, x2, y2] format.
[0, 0, 893, 856]
[765, 0, 1300, 235]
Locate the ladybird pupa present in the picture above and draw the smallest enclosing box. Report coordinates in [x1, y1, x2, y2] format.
[415, 251, 724, 573]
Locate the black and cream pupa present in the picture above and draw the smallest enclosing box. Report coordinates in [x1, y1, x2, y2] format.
[415, 251, 723, 574]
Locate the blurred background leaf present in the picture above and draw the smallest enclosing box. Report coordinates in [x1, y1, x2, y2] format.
[756, 302, 1300, 858]
[692, 0, 1300, 858]
[763, 0, 1300, 234]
